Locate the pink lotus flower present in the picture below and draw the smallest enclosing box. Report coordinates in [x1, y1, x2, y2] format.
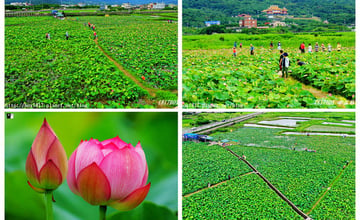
[67, 137, 150, 211]
[25, 119, 68, 192]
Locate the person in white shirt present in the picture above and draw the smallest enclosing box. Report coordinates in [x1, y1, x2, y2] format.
[281, 53, 290, 78]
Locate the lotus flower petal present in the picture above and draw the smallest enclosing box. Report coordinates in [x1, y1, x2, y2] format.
[26, 119, 68, 192]
[109, 183, 151, 211]
[39, 160, 62, 189]
[67, 149, 79, 195]
[27, 181, 46, 193]
[101, 136, 127, 149]
[100, 147, 144, 199]
[25, 151, 40, 186]
[46, 138, 68, 178]
[31, 119, 57, 170]
[77, 162, 111, 205]
[75, 139, 104, 178]
[68, 136, 150, 209]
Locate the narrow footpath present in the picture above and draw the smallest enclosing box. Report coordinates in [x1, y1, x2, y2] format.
[94, 38, 157, 97]
[277, 72, 348, 108]
[183, 172, 254, 198]
[306, 160, 353, 215]
[224, 146, 313, 220]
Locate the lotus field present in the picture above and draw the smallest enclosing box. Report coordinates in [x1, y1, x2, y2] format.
[183, 126, 355, 219]
[183, 33, 355, 109]
[5, 15, 177, 108]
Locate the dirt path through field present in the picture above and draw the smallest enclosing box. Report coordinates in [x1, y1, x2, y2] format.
[183, 172, 254, 198]
[224, 146, 312, 220]
[306, 160, 353, 215]
[277, 71, 347, 108]
[94, 38, 158, 97]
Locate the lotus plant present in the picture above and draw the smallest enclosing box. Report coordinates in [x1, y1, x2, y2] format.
[25, 118, 68, 220]
[67, 136, 150, 220]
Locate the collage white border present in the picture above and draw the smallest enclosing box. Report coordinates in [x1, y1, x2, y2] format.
[0, 1, 359, 219]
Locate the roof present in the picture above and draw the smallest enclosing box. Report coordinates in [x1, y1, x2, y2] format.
[262, 5, 287, 12]
[184, 133, 199, 139]
[205, 21, 220, 24]
[221, 139, 230, 143]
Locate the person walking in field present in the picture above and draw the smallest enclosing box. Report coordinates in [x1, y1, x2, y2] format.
[46, 33, 51, 40]
[321, 43, 326, 52]
[328, 43, 332, 52]
[94, 31, 97, 40]
[270, 41, 273, 49]
[250, 44, 254, 55]
[279, 50, 284, 71]
[337, 42, 341, 51]
[234, 41, 237, 48]
[65, 31, 69, 40]
[239, 42, 242, 49]
[281, 53, 290, 78]
[233, 47, 236, 57]
[308, 43, 312, 53]
[315, 42, 319, 52]
[299, 42, 305, 53]
[277, 41, 281, 50]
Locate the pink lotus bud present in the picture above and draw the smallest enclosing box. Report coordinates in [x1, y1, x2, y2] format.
[25, 119, 68, 192]
[67, 136, 150, 211]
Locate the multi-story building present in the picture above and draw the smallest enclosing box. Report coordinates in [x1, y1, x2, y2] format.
[239, 15, 257, 28]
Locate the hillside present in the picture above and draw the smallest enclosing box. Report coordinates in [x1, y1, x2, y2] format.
[183, 0, 355, 27]
[5, 0, 178, 6]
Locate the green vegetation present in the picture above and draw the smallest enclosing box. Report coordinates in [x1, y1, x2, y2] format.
[182, 142, 250, 195]
[183, 32, 355, 50]
[5, 15, 177, 108]
[6, 112, 178, 219]
[183, 33, 355, 109]
[77, 16, 177, 90]
[183, 0, 354, 29]
[183, 174, 301, 219]
[247, 112, 355, 122]
[182, 113, 355, 219]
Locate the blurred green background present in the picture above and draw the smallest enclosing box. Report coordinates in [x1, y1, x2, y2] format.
[5, 112, 178, 220]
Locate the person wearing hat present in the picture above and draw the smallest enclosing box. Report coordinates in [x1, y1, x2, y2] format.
[281, 52, 290, 78]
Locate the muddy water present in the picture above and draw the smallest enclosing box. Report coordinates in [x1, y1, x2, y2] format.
[283, 132, 355, 137]
[258, 119, 308, 127]
[243, 124, 295, 129]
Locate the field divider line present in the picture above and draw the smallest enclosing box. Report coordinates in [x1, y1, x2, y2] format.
[76, 21, 177, 98]
[94, 38, 158, 97]
[306, 160, 353, 215]
[196, 112, 263, 134]
[224, 146, 313, 220]
[182, 172, 255, 198]
[281, 74, 347, 108]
